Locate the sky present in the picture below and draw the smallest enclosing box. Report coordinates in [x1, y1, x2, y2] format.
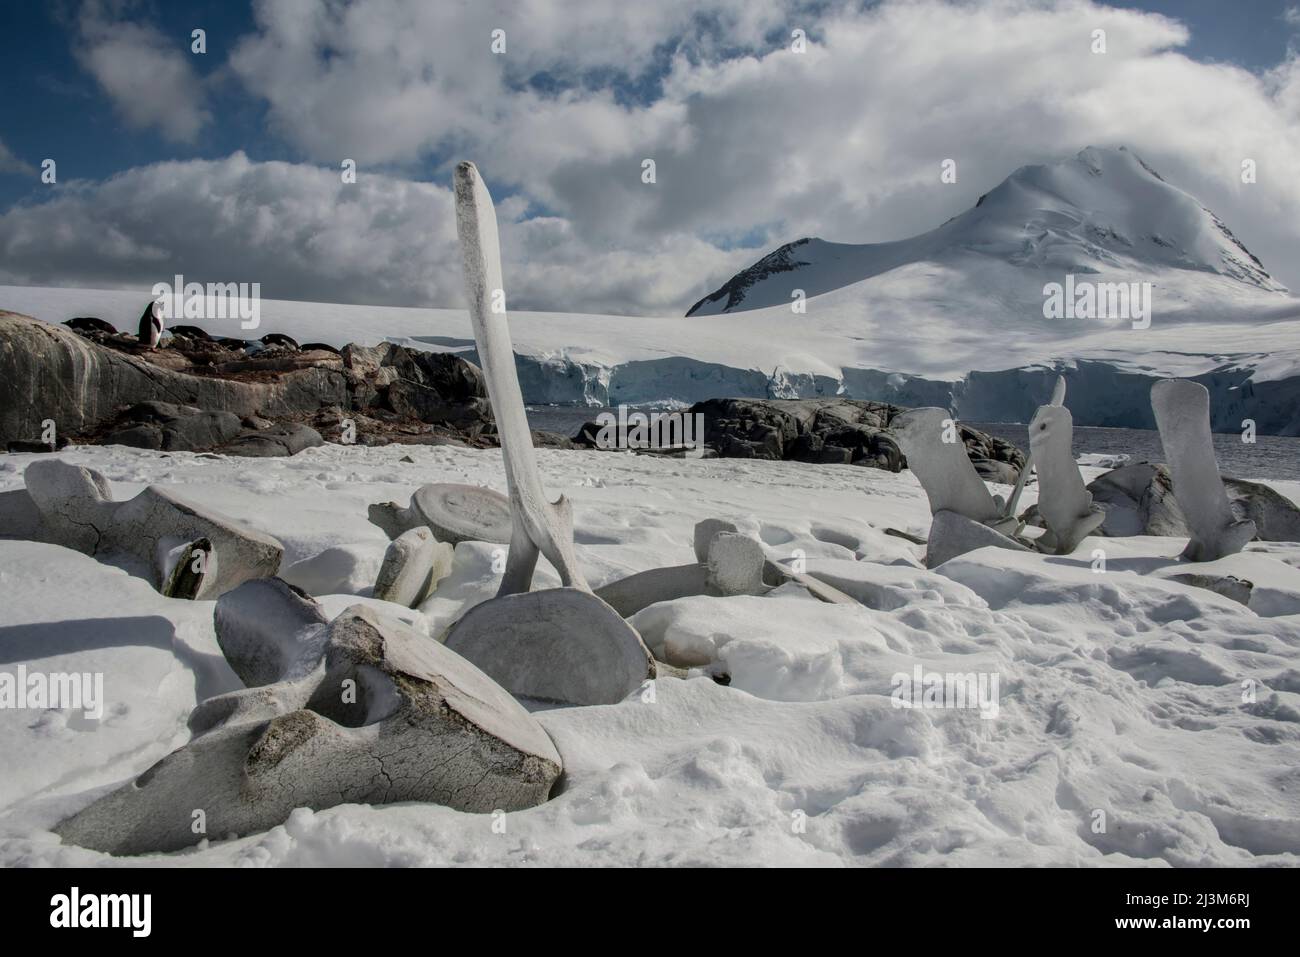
[0, 0, 1298, 316]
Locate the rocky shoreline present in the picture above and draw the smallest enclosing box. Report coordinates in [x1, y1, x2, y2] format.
[1, 309, 1027, 478]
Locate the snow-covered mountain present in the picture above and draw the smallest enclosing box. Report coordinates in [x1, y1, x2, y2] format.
[688, 146, 1287, 317]
[6, 148, 1300, 434]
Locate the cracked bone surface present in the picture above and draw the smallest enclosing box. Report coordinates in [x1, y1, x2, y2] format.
[22, 459, 282, 598]
[1151, 379, 1257, 561]
[1026, 404, 1104, 554]
[56, 602, 562, 856]
[454, 161, 589, 595]
[368, 482, 512, 545]
[443, 587, 656, 705]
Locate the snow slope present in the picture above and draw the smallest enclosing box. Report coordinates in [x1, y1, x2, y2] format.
[2, 443, 1300, 867]
[7, 281, 1300, 435]
[688, 147, 1287, 316]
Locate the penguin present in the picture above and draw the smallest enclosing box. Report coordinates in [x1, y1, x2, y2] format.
[260, 333, 299, 350]
[299, 341, 341, 356]
[137, 299, 165, 349]
[169, 324, 213, 341]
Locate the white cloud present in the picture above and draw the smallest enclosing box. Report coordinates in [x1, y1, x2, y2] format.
[225, 0, 1300, 298]
[75, 0, 212, 143]
[0, 139, 36, 177]
[9, 0, 1300, 312]
[0, 153, 752, 316]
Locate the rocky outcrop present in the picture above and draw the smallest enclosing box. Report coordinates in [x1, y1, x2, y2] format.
[1086, 462, 1300, 543]
[580, 397, 1025, 475]
[0, 311, 494, 454]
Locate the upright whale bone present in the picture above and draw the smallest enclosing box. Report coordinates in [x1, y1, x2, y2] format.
[454, 161, 588, 595]
[893, 408, 1014, 529]
[368, 482, 512, 545]
[892, 408, 1024, 565]
[1151, 379, 1256, 561]
[23, 459, 282, 599]
[56, 603, 562, 856]
[1003, 373, 1067, 520]
[1026, 404, 1104, 554]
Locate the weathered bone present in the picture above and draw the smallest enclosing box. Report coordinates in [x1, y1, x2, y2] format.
[159, 536, 214, 600]
[892, 409, 1011, 529]
[1003, 374, 1067, 520]
[23, 459, 282, 599]
[454, 161, 588, 595]
[761, 560, 858, 604]
[56, 604, 562, 856]
[1151, 379, 1256, 561]
[595, 563, 710, 617]
[1027, 404, 1104, 554]
[214, 578, 330, 686]
[706, 532, 768, 596]
[372, 527, 453, 607]
[693, 518, 739, 564]
[368, 482, 512, 545]
[443, 587, 655, 705]
[925, 509, 1030, 568]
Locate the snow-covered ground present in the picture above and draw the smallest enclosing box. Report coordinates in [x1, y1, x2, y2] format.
[3, 442, 1300, 867]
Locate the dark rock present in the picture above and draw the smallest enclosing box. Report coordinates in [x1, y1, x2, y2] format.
[972, 457, 1020, 484]
[531, 430, 574, 449]
[681, 397, 1021, 476]
[0, 312, 350, 446]
[169, 324, 213, 340]
[102, 401, 243, 452]
[6, 438, 69, 453]
[1088, 462, 1300, 542]
[221, 424, 324, 457]
[1224, 476, 1300, 542]
[64, 317, 117, 335]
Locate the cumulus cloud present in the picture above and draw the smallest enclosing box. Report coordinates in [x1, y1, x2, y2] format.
[7, 0, 1300, 312]
[0, 139, 36, 177]
[0, 152, 752, 315]
[75, 0, 212, 143]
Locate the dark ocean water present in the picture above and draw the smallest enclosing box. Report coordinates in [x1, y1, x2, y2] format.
[526, 405, 1300, 482]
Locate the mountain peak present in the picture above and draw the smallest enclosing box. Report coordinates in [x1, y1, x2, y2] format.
[687, 147, 1283, 317]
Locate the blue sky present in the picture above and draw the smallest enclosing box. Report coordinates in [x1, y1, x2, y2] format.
[1, 0, 1299, 313]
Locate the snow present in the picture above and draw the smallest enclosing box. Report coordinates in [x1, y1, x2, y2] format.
[2, 442, 1299, 866]
[6, 265, 1300, 432]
